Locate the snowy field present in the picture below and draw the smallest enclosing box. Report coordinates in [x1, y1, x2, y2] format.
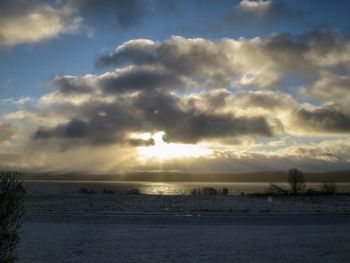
[16, 194, 350, 263]
[18, 213, 350, 263]
[24, 194, 350, 214]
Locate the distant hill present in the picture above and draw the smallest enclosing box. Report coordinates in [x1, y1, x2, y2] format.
[16, 170, 350, 182]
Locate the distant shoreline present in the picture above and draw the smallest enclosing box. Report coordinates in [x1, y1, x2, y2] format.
[17, 170, 350, 182]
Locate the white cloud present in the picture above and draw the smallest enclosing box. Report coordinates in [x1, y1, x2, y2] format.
[301, 71, 350, 106]
[0, 1, 82, 47]
[239, 0, 271, 12]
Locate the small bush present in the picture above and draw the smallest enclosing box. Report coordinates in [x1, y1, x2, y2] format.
[191, 187, 219, 196]
[269, 184, 288, 194]
[190, 188, 204, 196]
[127, 188, 140, 195]
[222, 188, 229, 195]
[0, 171, 25, 263]
[190, 188, 199, 196]
[321, 183, 337, 194]
[78, 187, 95, 194]
[202, 187, 217, 196]
[103, 188, 114, 194]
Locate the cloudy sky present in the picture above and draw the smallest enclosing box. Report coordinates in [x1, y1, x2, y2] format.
[1, 0, 350, 173]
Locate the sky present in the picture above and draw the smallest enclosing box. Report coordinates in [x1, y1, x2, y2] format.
[1, 0, 350, 173]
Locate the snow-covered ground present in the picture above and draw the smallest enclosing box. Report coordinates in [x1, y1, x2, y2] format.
[16, 194, 350, 262]
[24, 194, 350, 214]
[18, 213, 350, 263]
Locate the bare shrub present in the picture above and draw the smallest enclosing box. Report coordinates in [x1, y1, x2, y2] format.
[191, 188, 218, 196]
[127, 188, 140, 195]
[321, 182, 337, 194]
[203, 187, 217, 196]
[103, 188, 114, 194]
[269, 184, 288, 194]
[190, 188, 199, 196]
[78, 187, 95, 194]
[0, 171, 25, 263]
[191, 187, 227, 196]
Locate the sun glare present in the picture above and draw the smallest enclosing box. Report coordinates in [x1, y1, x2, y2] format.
[133, 132, 213, 160]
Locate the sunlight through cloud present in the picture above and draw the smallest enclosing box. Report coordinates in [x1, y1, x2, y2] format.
[134, 132, 213, 161]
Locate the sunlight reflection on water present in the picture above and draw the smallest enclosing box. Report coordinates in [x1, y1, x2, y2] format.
[139, 183, 185, 195]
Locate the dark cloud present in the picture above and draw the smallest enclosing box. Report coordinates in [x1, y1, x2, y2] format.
[299, 28, 346, 52]
[34, 98, 139, 145]
[96, 37, 240, 88]
[96, 37, 231, 78]
[162, 113, 272, 143]
[263, 33, 309, 74]
[234, 91, 296, 110]
[294, 105, 350, 133]
[126, 138, 155, 147]
[197, 89, 230, 110]
[262, 28, 349, 75]
[51, 75, 94, 94]
[52, 66, 185, 94]
[35, 119, 89, 139]
[134, 90, 274, 143]
[34, 89, 275, 146]
[99, 67, 184, 93]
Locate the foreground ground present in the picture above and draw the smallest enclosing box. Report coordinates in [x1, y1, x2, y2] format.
[24, 194, 350, 214]
[18, 213, 350, 263]
[17, 194, 350, 262]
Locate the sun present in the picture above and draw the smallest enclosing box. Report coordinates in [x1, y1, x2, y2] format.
[133, 132, 212, 160]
